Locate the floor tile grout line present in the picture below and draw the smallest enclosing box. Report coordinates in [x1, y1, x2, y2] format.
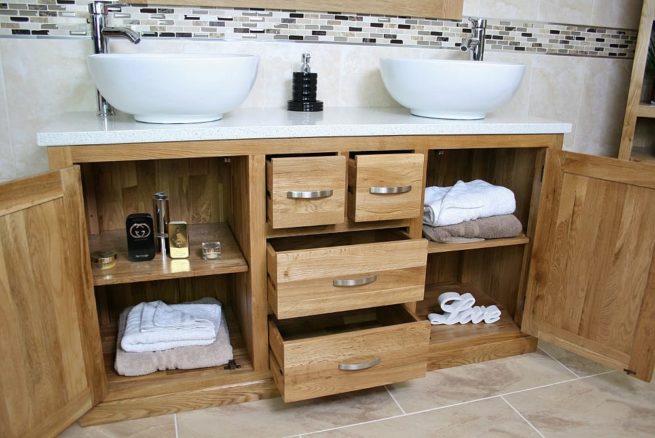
[500, 395, 546, 438]
[537, 346, 581, 378]
[302, 412, 409, 436]
[174, 413, 179, 438]
[500, 369, 617, 398]
[384, 385, 407, 415]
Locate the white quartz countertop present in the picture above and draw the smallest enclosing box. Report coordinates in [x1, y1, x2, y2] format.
[37, 107, 572, 147]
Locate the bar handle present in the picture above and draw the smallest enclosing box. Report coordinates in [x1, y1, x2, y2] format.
[369, 185, 412, 195]
[338, 357, 382, 371]
[287, 189, 334, 199]
[333, 275, 377, 288]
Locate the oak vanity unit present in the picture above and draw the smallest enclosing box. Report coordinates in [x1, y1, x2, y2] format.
[3, 108, 655, 437]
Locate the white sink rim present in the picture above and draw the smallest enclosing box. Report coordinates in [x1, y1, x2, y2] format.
[380, 57, 526, 120]
[87, 53, 259, 124]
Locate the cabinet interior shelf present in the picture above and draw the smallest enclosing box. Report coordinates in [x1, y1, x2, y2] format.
[427, 234, 529, 254]
[89, 222, 248, 286]
[636, 104, 655, 118]
[417, 283, 525, 349]
[99, 306, 258, 404]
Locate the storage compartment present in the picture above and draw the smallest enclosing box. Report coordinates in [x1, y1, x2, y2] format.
[267, 155, 346, 229]
[269, 305, 430, 402]
[417, 246, 536, 370]
[95, 275, 254, 401]
[348, 153, 424, 222]
[267, 230, 427, 318]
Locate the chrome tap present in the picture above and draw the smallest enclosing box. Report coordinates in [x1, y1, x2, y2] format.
[88, 1, 141, 117]
[462, 18, 487, 61]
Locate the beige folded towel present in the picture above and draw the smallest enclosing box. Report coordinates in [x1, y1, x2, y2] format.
[115, 298, 233, 377]
[423, 214, 523, 243]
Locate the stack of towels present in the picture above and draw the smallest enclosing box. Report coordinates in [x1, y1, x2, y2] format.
[428, 292, 501, 325]
[115, 297, 233, 376]
[423, 180, 522, 243]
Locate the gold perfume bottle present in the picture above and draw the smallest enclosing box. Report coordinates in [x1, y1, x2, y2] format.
[167, 221, 189, 259]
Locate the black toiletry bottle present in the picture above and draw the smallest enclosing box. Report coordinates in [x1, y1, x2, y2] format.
[126, 213, 156, 261]
[288, 53, 324, 112]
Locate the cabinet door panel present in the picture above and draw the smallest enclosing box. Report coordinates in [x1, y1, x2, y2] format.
[523, 152, 655, 380]
[0, 167, 105, 438]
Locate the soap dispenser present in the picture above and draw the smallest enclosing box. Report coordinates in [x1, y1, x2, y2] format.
[287, 53, 323, 112]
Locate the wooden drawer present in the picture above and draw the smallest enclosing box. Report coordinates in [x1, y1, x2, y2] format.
[267, 232, 428, 318]
[349, 153, 424, 222]
[269, 305, 430, 402]
[267, 156, 346, 229]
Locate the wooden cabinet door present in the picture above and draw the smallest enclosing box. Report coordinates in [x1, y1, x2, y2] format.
[0, 167, 106, 438]
[523, 151, 655, 381]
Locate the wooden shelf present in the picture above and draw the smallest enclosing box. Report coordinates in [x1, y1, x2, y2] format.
[89, 223, 248, 286]
[100, 306, 260, 403]
[416, 283, 535, 369]
[637, 103, 655, 118]
[631, 148, 655, 165]
[427, 234, 529, 254]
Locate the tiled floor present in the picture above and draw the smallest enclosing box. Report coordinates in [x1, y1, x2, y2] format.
[60, 342, 655, 437]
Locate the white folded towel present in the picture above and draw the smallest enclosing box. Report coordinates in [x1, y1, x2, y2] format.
[121, 301, 221, 353]
[424, 180, 516, 227]
[140, 301, 218, 332]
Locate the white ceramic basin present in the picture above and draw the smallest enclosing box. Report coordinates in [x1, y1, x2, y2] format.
[380, 58, 525, 120]
[87, 53, 259, 124]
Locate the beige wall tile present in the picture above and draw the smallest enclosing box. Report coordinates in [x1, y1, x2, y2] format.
[591, 0, 642, 29]
[505, 372, 655, 437]
[177, 388, 401, 437]
[0, 46, 14, 180]
[388, 351, 575, 413]
[60, 415, 176, 437]
[462, 0, 480, 17]
[527, 54, 587, 149]
[0, 39, 96, 178]
[572, 57, 632, 156]
[484, 51, 533, 117]
[477, 0, 539, 21]
[538, 0, 594, 25]
[310, 398, 540, 437]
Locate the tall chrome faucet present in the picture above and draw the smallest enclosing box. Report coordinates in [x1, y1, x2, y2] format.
[88, 0, 141, 117]
[462, 18, 487, 61]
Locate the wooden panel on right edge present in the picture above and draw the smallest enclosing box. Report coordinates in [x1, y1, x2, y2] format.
[522, 151, 655, 381]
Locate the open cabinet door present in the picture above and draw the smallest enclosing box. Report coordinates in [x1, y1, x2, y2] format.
[523, 151, 655, 381]
[0, 167, 106, 437]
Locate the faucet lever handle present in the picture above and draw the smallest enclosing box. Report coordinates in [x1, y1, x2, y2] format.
[105, 3, 128, 13]
[468, 17, 487, 28]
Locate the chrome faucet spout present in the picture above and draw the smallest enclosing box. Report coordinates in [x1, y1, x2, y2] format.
[463, 17, 487, 61]
[102, 27, 142, 44]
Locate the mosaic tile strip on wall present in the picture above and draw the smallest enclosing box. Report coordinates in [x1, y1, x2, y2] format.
[0, 1, 638, 58]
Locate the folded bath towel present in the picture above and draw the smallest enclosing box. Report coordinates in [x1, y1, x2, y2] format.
[140, 300, 219, 332]
[121, 300, 220, 353]
[423, 214, 523, 243]
[115, 298, 233, 377]
[424, 180, 516, 227]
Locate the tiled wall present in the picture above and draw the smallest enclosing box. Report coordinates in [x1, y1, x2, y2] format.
[0, 1, 638, 58]
[0, 0, 644, 182]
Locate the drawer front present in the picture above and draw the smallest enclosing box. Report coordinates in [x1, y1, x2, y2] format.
[349, 153, 424, 222]
[269, 316, 430, 402]
[267, 239, 428, 318]
[267, 156, 346, 229]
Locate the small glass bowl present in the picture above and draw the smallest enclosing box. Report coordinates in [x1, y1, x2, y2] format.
[201, 241, 222, 260]
[91, 250, 117, 270]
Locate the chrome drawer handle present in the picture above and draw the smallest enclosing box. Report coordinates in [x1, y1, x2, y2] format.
[339, 357, 382, 371]
[369, 185, 412, 195]
[286, 189, 334, 199]
[333, 275, 377, 288]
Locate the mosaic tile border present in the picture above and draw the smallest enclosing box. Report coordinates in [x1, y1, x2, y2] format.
[0, 1, 638, 59]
